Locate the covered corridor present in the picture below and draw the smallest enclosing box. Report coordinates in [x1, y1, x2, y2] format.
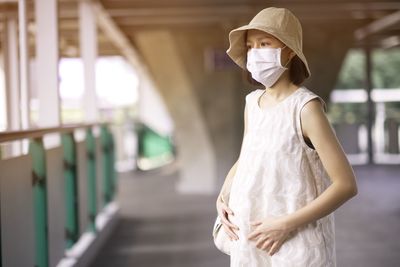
[1, 0, 400, 266]
[89, 163, 400, 267]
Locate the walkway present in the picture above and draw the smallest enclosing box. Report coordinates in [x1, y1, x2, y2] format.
[90, 162, 400, 267]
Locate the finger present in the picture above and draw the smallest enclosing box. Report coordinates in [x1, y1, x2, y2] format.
[261, 239, 274, 252]
[269, 240, 282, 256]
[221, 203, 234, 215]
[224, 206, 234, 215]
[221, 217, 239, 230]
[221, 216, 240, 230]
[223, 224, 239, 238]
[255, 237, 266, 249]
[222, 225, 236, 240]
[223, 224, 239, 240]
[250, 220, 262, 226]
[247, 230, 261, 240]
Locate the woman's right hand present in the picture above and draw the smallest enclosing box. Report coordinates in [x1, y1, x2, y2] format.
[216, 195, 240, 241]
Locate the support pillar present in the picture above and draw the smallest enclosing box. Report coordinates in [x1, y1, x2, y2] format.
[34, 0, 60, 127]
[18, 0, 30, 129]
[2, 15, 24, 157]
[135, 30, 216, 194]
[3, 16, 20, 131]
[79, 1, 99, 123]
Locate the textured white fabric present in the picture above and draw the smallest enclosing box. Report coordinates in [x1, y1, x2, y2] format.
[228, 86, 336, 267]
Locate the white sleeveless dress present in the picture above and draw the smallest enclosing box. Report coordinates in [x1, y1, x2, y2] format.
[228, 86, 336, 267]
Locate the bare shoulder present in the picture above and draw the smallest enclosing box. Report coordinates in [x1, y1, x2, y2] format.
[300, 98, 330, 138]
[302, 98, 326, 114]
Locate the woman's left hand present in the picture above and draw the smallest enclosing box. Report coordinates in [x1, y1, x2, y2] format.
[247, 215, 295, 256]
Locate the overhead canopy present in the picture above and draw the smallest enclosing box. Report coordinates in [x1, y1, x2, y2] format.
[1, 0, 400, 57]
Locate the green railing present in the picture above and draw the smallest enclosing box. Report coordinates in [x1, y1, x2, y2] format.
[30, 137, 49, 267]
[0, 123, 117, 267]
[135, 122, 175, 170]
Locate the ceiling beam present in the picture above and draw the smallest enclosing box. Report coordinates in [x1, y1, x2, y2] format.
[45, 2, 397, 22]
[3, 2, 400, 23]
[380, 35, 400, 48]
[89, 0, 143, 70]
[99, 1, 400, 12]
[355, 9, 400, 40]
[103, 3, 400, 18]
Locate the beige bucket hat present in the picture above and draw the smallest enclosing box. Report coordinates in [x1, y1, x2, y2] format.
[226, 7, 311, 78]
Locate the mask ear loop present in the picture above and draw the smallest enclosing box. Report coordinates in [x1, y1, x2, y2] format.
[281, 45, 292, 69]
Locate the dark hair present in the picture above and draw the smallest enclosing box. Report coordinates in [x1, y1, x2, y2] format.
[289, 55, 309, 85]
[244, 55, 308, 86]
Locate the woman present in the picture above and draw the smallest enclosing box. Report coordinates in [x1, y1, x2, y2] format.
[215, 7, 358, 266]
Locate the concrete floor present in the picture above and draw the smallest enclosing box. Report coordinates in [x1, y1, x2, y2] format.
[90, 162, 400, 267]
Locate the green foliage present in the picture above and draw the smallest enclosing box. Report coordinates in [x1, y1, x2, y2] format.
[332, 47, 400, 124]
[335, 49, 365, 89]
[372, 48, 400, 88]
[335, 47, 400, 89]
[328, 102, 368, 125]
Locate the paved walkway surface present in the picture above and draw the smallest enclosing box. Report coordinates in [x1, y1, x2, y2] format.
[90, 162, 400, 267]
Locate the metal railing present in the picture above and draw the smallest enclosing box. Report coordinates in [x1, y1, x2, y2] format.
[0, 123, 117, 267]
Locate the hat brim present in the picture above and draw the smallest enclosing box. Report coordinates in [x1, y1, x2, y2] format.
[226, 25, 311, 78]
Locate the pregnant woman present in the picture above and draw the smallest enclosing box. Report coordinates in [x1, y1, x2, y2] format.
[215, 7, 358, 267]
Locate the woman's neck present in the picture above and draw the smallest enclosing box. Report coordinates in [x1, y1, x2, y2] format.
[264, 72, 298, 98]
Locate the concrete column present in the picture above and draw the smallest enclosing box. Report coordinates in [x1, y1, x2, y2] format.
[3, 17, 21, 131]
[171, 28, 244, 191]
[135, 30, 216, 194]
[18, 0, 30, 129]
[34, 0, 61, 127]
[0, 54, 5, 131]
[79, 1, 99, 123]
[1, 16, 24, 157]
[303, 25, 357, 101]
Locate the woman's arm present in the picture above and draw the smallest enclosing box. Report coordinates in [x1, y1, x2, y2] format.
[284, 98, 358, 231]
[217, 159, 239, 204]
[217, 103, 249, 205]
[216, 102, 249, 240]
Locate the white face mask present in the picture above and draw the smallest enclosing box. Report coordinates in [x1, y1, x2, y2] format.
[246, 46, 290, 88]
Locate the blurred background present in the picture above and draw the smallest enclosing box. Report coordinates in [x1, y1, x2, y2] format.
[0, 0, 399, 266]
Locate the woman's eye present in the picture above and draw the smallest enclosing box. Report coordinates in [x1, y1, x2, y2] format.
[261, 42, 270, 47]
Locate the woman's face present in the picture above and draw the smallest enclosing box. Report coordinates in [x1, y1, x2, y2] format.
[245, 29, 295, 64]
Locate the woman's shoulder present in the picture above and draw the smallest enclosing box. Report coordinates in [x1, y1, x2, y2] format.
[297, 86, 328, 113]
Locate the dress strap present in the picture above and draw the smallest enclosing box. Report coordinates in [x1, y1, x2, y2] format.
[295, 92, 328, 152]
[245, 89, 259, 104]
[245, 89, 261, 111]
[300, 94, 328, 113]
